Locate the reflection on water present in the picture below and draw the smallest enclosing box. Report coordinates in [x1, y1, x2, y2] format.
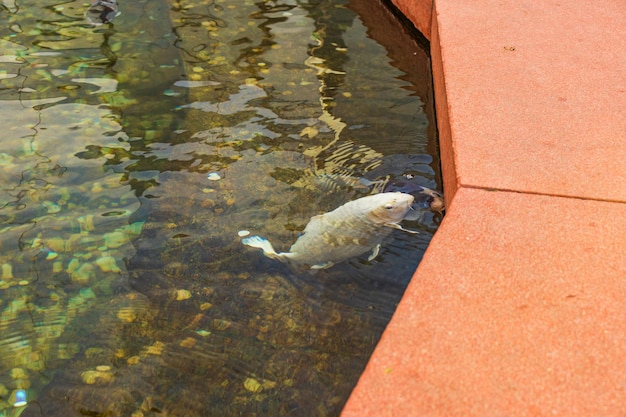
[0, 0, 440, 415]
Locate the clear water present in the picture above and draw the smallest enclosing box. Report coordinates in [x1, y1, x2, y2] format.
[0, 0, 440, 415]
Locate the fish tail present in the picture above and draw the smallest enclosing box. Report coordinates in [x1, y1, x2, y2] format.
[241, 236, 284, 261]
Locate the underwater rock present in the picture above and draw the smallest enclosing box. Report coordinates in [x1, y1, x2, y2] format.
[46, 237, 68, 254]
[212, 319, 232, 331]
[144, 341, 165, 356]
[95, 256, 121, 273]
[10, 368, 28, 380]
[174, 289, 192, 301]
[179, 337, 196, 348]
[117, 308, 137, 323]
[67, 258, 80, 274]
[243, 377, 262, 393]
[71, 263, 95, 283]
[103, 231, 129, 249]
[1, 263, 13, 279]
[77, 215, 95, 232]
[207, 172, 221, 181]
[81, 369, 113, 385]
[52, 261, 64, 273]
[46, 251, 59, 260]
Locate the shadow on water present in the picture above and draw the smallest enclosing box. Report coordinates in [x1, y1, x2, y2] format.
[0, 0, 440, 415]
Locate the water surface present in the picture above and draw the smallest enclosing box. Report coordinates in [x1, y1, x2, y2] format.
[0, 0, 440, 415]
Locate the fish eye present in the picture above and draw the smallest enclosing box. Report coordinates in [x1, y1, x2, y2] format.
[384, 204, 394, 210]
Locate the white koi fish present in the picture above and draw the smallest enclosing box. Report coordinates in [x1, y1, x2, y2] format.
[242, 192, 418, 269]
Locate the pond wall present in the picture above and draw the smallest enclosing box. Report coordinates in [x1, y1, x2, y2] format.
[342, 0, 626, 415]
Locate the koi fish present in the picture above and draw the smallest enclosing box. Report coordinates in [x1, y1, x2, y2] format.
[242, 192, 418, 269]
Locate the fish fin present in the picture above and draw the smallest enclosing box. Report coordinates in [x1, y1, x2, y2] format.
[311, 261, 334, 270]
[384, 223, 420, 234]
[242, 236, 284, 260]
[301, 214, 324, 233]
[419, 186, 444, 198]
[367, 244, 381, 261]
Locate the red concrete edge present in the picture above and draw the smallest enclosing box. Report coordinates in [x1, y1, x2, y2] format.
[429, 3, 458, 201]
[342, 189, 626, 416]
[389, 0, 433, 41]
[389, 0, 458, 200]
[342, 0, 626, 415]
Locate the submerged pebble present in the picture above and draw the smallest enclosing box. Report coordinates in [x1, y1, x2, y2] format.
[124, 221, 145, 235]
[71, 263, 95, 283]
[2, 263, 13, 279]
[66, 258, 80, 274]
[103, 231, 129, 249]
[127, 356, 140, 365]
[77, 215, 95, 232]
[46, 237, 68, 253]
[207, 172, 221, 181]
[145, 341, 165, 355]
[117, 308, 137, 323]
[81, 369, 113, 385]
[95, 256, 121, 273]
[52, 261, 64, 273]
[243, 377, 262, 393]
[174, 289, 192, 300]
[179, 337, 196, 348]
[10, 368, 27, 380]
[212, 318, 231, 330]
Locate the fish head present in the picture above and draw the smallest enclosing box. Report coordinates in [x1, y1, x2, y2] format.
[366, 192, 415, 224]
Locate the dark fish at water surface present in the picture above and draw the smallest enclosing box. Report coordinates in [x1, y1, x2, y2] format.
[242, 192, 418, 269]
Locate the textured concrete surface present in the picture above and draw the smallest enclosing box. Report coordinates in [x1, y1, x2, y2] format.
[343, 189, 626, 416]
[431, 0, 626, 202]
[342, 0, 626, 415]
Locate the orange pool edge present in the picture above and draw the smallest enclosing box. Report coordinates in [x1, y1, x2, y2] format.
[341, 0, 626, 415]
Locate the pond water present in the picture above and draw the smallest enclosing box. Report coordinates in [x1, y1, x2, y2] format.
[0, 0, 440, 415]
